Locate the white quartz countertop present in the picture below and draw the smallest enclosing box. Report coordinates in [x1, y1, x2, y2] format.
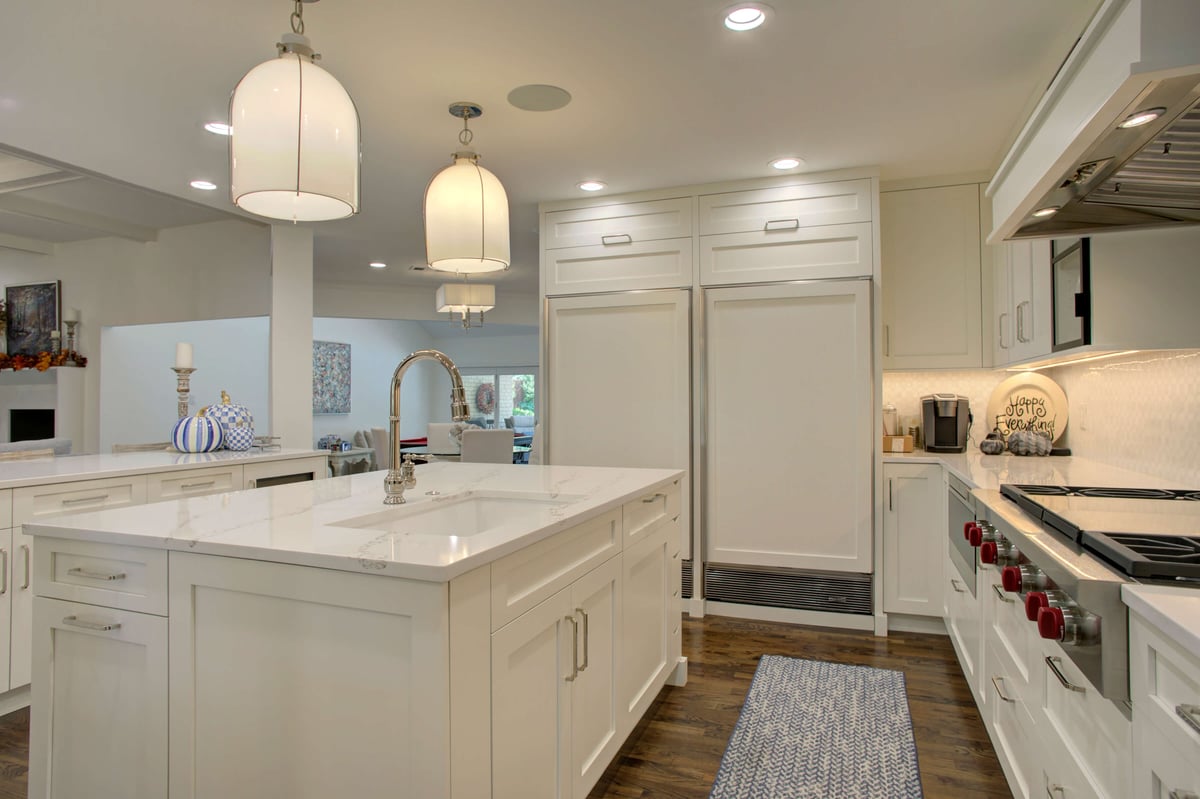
[884, 449, 1179, 491]
[0, 448, 327, 490]
[1123, 584, 1200, 661]
[25, 462, 683, 582]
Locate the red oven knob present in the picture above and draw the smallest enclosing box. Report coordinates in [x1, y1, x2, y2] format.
[968, 525, 983, 547]
[963, 521, 979, 542]
[1025, 591, 1049, 621]
[1038, 606, 1065, 640]
[1001, 566, 1022, 592]
[980, 541, 998, 564]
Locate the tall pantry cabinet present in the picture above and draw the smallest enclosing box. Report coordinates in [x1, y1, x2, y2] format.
[540, 170, 880, 620]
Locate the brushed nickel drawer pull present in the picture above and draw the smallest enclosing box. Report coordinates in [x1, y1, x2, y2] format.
[763, 218, 800, 231]
[180, 480, 217, 490]
[67, 567, 127, 582]
[1046, 784, 1065, 798]
[601, 233, 632, 245]
[991, 676, 1015, 703]
[641, 493, 666, 503]
[20, 545, 30, 590]
[950, 578, 966, 594]
[62, 493, 111, 506]
[1169, 790, 1199, 799]
[1176, 704, 1200, 736]
[62, 615, 121, 632]
[0, 549, 7, 596]
[992, 583, 1015, 603]
[1046, 655, 1085, 693]
[576, 608, 589, 673]
[564, 615, 580, 682]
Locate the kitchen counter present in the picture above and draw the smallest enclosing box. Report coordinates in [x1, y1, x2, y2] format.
[25, 461, 683, 581]
[884, 448, 1178, 491]
[1122, 584, 1200, 661]
[0, 447, 328, 490]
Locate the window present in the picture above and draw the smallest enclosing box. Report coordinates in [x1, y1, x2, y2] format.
[459, 368, 537, 430]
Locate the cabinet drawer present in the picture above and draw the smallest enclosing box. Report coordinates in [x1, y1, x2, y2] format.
[1135, 718, 1200, 799]
[1039, 638, 1132, 799]
[984, 565, 1036, 698]
[622, 482, 680, 547]
[543, 237, 693, 295]
[13, 475, 147, 526]
[1131, 612, 1200, 757]
[491, 509, 621, 631]
[985, 640, 1040, 799]
[33, 536, 168, 615]
[543, 197, 692, 249]
[0, 489, 10, 529]
[699, 222, 873, 285]
[697, 179, 871, 235]
[146, 465, 243, 502]
[243, 456, 328, 488]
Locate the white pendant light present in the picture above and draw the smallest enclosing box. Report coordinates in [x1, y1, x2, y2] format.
[424, 102, 510, 273]
[436, 282, 496, 329]
[229, 0, 360, 222]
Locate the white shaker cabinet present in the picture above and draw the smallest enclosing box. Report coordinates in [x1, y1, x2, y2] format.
[991, 239, 1052, 368]
[880, 183, 984, 369]
[881, 463, 944, 617]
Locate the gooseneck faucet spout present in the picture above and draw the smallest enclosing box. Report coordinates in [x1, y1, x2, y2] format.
[384, 349, 470, 505]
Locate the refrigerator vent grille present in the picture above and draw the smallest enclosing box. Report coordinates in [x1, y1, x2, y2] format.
[681, 559, 693, 599]
[703, 563, 872, 615]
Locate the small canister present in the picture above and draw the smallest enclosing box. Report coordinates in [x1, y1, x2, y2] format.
[882, 404, 898, 436]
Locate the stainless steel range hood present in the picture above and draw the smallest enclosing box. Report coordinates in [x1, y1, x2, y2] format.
[987, 0, 1200, 243]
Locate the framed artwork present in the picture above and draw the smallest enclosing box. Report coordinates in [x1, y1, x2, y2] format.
[4, 280, 61, 356]
[312, 340, 351, 414]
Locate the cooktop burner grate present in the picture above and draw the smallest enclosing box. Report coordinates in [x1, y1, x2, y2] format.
[1003, 484, 1200, 500]
[1084, 533, 1200, 580]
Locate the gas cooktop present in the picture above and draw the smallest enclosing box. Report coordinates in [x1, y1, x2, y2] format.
[1000, 483, 1200, 581]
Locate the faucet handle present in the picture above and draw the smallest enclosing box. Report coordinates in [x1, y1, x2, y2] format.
[400, 453, 417, 487]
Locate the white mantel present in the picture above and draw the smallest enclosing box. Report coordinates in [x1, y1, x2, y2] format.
[0, 367, 85, 452]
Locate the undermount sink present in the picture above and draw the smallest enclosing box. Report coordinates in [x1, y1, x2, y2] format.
[332, 491, 581, 538]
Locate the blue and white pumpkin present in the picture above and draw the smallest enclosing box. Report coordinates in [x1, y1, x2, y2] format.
[205, 390, 255, 451]
[172, 408, 224, 453]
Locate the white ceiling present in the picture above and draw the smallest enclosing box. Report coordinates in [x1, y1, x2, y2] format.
[0, 0, 1101, 294]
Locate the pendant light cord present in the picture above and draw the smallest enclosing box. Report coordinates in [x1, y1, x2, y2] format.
[290, 0, 305, 35]
[459, 115, 474, 147]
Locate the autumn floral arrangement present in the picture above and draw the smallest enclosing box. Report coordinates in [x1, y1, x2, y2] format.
[0, 299, 87, 371]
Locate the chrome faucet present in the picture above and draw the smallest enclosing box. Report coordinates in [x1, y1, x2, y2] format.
[384, 349, 470, 505]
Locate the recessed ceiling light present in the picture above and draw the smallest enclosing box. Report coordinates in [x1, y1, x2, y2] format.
[203, 121, 232, 136]
[1032, 206, 1060, 218]
[1117, 107, 1166, 129]
[368, 261, 387, 269]
[770, 157, 803, 170]
[189, 179, 218, 191]
[724, 3, 770, 31]
[578, 180, 607, 192]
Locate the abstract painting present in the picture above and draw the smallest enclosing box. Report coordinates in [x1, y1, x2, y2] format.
[4, 280, 61, 356]
[312, 340, 351, 414]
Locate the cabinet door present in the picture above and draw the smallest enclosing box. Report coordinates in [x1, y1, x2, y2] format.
[543, 238, 694, 295]
[570, 557, 622, 799]
[944, 540, 982, 704]
[29, 596, 167, 799]
[882, 463, 944, 616]
[697, 180, 872, 235]
[0, 528, 11, 694]
[881, 184, 983, 369]
[620, 524, 672, 727]
[699, 222, 873, 285]
[145, 464, 242, 501]
[547, 290, 692, 559]
[10, 528, 34, 688]
[492, 587, 573, 799]
[705, 281, 872, 573]
[1009, 239, 1053, 363]
[992, 243, 1014, 365]
[543, 197, 692, 249]
[242, 455, 328, 488]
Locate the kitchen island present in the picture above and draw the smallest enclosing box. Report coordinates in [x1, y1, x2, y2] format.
[25, 462, 685, 799]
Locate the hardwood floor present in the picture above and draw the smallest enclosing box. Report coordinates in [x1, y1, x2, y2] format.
[588, 614, 1011, 799]
[0, 614, 1008, 798]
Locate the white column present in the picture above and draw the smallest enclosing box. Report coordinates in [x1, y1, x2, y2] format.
[269, 225, 314, 449]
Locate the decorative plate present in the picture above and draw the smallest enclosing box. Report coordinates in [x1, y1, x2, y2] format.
[986, 372, 1069, 442]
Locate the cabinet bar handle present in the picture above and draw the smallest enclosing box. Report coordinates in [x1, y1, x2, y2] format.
[888, 479, 893, 511]
[763, 218, 800, 231]
[67, 567, 127, 582]
[20, 545, 30, 590]
[1169, 790, 1199, 799]
[884, 325, 890, 356]
[1176, 704, 1200, 736]
[641, 492, 666, 503]
[950, 578, 966, 594]
[998, 313, 1009, 350]
[62, 493, 110, 506]
[180, 480, 216, 490]
[1016, 301, 1030, 343]
[991, 676, 1015, 703]
[992, 584, 1015, 603]
[1047, 784, 1065, 798]
[0, 549, 7, 596]
[1045, 656, 1085, 693]
[577, 608, 589, 673]
[62, 615, 121, 632]
[564, 615, 579, 682]
[601, 233, 632, 246]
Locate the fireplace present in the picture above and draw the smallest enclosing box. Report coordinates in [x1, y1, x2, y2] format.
[11, 409, 55, 442]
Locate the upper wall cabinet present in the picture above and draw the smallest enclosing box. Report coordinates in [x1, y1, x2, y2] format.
[698, 180, 874, 285]
[881, 183, 983, 370]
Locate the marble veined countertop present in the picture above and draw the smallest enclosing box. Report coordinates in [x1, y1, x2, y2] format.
[0, 448, 328, 490]
[884, 449, 1178, 491]
[25, 462, 683, 582]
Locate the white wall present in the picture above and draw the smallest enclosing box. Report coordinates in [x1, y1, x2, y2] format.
[428, 328, 539, 369]
[99, 318, 270, 453]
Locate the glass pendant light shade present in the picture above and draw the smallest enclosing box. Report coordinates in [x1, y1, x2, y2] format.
[424, 153, 510, 273]
[230, 49, 360, 222]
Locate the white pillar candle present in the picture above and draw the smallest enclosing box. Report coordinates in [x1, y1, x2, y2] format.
[63, 307, 80, 322]
[175, 342, 193, 369]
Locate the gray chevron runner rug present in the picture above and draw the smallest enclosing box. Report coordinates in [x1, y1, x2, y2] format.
[709, 655, 923, 798]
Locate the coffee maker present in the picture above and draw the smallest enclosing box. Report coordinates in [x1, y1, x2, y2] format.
[921, 394, 969, 452]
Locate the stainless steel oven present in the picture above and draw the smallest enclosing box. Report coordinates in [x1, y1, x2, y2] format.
[946, 473, 976, 596]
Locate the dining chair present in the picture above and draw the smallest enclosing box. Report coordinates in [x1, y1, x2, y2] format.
[460, 429, 514, 464]
[426, 423, 462, 455]
[370, 426, 391, 470]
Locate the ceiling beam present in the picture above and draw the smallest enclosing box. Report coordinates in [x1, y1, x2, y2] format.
[0, 232, 55, 255]
[0, 194, 157, 242]
[0, 171, 85, 195]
